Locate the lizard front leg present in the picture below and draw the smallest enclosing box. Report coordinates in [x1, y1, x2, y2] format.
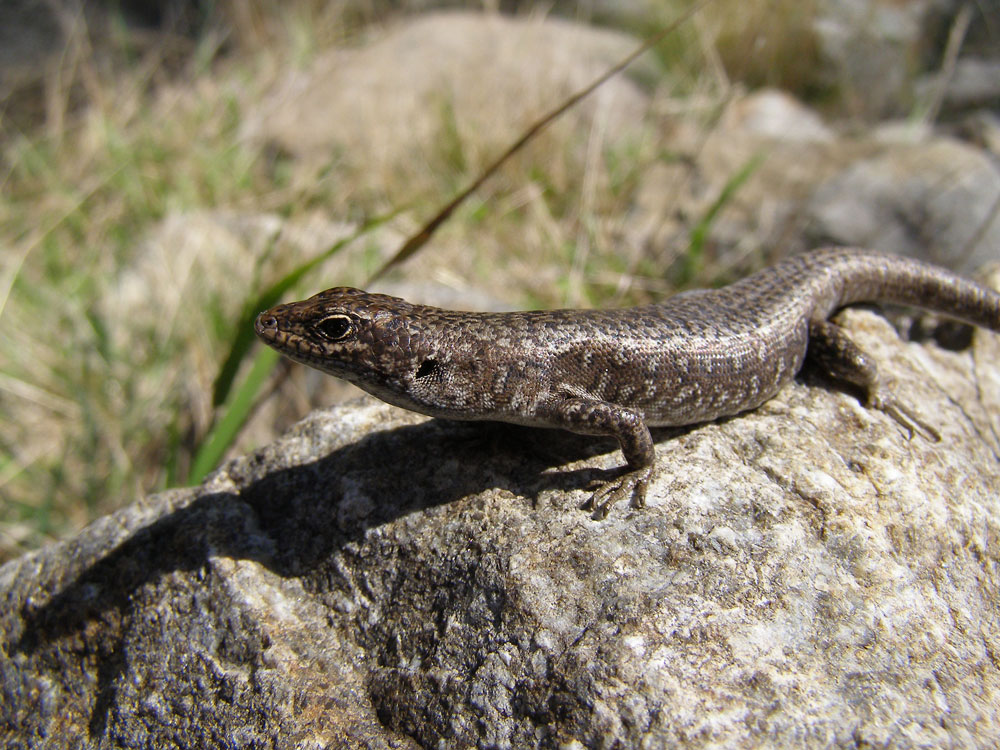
[537, 395, 655, 519]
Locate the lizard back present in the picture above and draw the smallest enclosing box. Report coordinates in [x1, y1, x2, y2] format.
[255, 248, 1000, 427]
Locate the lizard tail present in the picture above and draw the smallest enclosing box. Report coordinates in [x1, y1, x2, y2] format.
[813, 248, 1000, 331]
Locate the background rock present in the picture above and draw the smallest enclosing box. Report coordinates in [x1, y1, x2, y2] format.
[248, 12, 656, 177]
[805, 138, 1000, 273]
[631, 89, 1000, 275]
[3, 300, 999, 747]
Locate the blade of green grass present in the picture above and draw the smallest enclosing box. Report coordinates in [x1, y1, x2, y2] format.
[192, 210, 402, 485]
[211, 210, 397, 408]
[681, 151, 766, 284]
[189, 346, 281, 484]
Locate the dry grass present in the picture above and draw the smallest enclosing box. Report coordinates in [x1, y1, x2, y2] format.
[0, 0, 833, 560]
[0, 5, 338, 557]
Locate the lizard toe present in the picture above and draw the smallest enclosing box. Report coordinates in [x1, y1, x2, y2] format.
[586, 466, 652, 520]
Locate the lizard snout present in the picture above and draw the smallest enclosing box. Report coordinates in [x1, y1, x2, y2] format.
[254, 312, 280, 338]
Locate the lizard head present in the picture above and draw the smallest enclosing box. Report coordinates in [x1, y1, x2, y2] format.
[254, 287, 439, 398]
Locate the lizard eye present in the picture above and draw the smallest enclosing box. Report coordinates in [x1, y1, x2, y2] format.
[316, 314, 353, 341]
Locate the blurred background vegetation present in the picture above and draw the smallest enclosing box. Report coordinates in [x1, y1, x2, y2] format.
[1, 0, 996, 560]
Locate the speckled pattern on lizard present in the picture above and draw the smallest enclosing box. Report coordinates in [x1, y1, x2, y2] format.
[255, 248, 1000, 518]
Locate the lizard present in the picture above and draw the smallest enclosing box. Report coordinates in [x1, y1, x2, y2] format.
[254, 248, 1000, 518]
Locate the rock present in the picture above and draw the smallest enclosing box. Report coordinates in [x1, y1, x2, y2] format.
[805, 138, 1000, 272]
[811, 0, 930, 117]
[626, 83, 1000, 273]
[628, 89, 861, 268]
[916, 57, 1000, 112]
[0, 1, 62, 90]
[247, 11, 656, 175]
[3, 295, 1000, 747]
[632, 86, 1000, 275]
[810, 0, 1000, 118]
[720, 89, 835, 143]
[952, 110, 1000, 157]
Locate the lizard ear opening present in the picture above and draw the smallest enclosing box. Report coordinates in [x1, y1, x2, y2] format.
[415, 359, 439, 379]
[316, 314, 353, 341]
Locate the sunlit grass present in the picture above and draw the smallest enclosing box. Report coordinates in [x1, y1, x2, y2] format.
[0, 13, 324, 558]
[0, 0, 826, 560]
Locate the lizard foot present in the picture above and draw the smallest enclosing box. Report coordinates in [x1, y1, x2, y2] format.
[582, 466, 652, 520]
[806, 319, 943, 442]
[868, 385, 941, 442]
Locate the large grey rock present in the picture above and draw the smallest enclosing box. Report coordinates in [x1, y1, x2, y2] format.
[917, 57, 1000, 111]
[812, 0, 931, 117]
[632, 89, 1000, 274]
[3, 296, 999, 747]
[0, 1, 62, 87]
[247, 11, 656, 174]
[806, 138, 1000, 273]
[809, 0, 1000, 118]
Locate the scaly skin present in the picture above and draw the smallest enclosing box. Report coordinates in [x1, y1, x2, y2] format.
[255, 248, 1000, 518]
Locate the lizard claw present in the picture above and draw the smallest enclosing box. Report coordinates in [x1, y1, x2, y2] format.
[868, 386, 941, 442]
[582, 466, 652, 520]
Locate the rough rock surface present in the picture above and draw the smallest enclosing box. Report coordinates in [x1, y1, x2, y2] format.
[3, 300, 1000, 748]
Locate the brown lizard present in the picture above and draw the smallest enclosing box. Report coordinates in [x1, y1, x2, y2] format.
[256, 248, 1000, 517]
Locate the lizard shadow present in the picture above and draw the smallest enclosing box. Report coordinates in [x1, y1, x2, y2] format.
[5, 412, 712, 737]
[9, 414, 651, 675]
[494, 421, 699, 501]
[0, 419, 524, 734]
